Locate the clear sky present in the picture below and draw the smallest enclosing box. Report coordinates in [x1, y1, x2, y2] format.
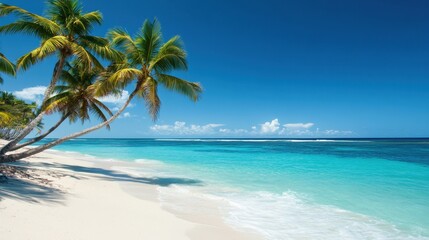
[1, 0, 428, 138]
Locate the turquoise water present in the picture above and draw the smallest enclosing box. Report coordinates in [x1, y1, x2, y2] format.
[43, 138, 429, 239]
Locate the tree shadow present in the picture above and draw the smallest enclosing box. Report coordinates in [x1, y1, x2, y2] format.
[0, 161, 203, 204]
[0, 178, 64, 204]
[30, 162, 203, 187]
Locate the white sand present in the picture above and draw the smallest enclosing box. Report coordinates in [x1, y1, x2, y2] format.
[0, 141, 261, 240]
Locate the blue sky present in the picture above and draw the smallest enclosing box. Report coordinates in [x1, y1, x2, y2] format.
[1, 0, 428, 138]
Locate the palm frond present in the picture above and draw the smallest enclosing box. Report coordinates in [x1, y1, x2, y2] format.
[16, 36, 69, 70]
[59, 70, 77, 85]
[139, 77, 161, 121]
[80, 35, 124, 62]
[156, 73, 202, 101]
[0, 3, 30, 17]
[0, 4, 60, 36]
[0, 52, 15, 76]
[106, 67, 142, 89]
[88, 102, 110, 130]
[76, 11, 103, 31]
[70, 42, 103, 70]
[0, 111, 13, 126]
[149, 35, 187, 73]
[91, 98, 113, 116]
[136, 19, 162, 64]
[42, 91, 72, 114]
[16, 36, 68, 70]
[0, 21, 55, 39]
[47, 0, 81, 25]
[108, 28, 142, 64]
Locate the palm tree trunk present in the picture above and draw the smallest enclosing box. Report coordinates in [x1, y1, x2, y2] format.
[0, 57, 66, 155]
[0, 89, 138, 163]
[8, 113, 70, 151]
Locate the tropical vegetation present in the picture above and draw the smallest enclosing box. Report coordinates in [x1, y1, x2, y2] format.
[0, 92, 42, 140]
[0, 0, 202, 163]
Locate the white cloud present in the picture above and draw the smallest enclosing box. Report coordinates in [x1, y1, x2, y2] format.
[323, 129, 353, 135]
[280, 122, 315, 135]
[283, 123, 314, 129]
[98, 90, 134, 108]
[219, 128, 248, 134]
[118, 112, 132, 119]
[250, 119, 352, 136]
[260, 119, 280, 134]
[150, 119, 353, 137]
[13, 86, 47, 104]
[150, 121, 224, 135]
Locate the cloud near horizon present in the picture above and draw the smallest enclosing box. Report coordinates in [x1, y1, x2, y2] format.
[150, 119, 353, 137]
[260, 119, 280, 134]
[150, 121, 224, 135]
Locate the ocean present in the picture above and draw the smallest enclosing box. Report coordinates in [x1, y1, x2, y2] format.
[41, 138, 429, 239]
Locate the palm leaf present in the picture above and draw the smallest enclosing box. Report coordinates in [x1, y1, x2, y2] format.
[0, 21, 55, 39]
[70, 42, 103, 70]
[0, 52, 15, 76]
[75, 11, 103, 32]
[106, 68, 142, 89]
[156, 73, 202, 101]
[42, 91, 72, 114]
[88, 102, 111, 130]
[139, 77, 161, 121]
[136, 19, 162, 63]
[16, 36, 69, 70]
[108, 28, 142, 65]
[80, 35, 124, 62]
[91, 98, 113, 116]
[0, 4, 60, 36]
[149, 35, 187, 72]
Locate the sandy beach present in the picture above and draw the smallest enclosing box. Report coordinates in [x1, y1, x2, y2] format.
[0, 141, 261, 240]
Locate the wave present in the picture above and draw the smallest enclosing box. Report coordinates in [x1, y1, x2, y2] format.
[223, 191, 427, 240]
[158, 186, 427, 240]
[134, 158, 165, 166]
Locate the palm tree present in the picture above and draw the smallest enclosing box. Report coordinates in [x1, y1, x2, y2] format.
[103, 19, 202, 120]
[0, 52, 15, 84]
[0, 0, 122, 154]
[9, 62, 113, 151]
[0, 19, 202, 163]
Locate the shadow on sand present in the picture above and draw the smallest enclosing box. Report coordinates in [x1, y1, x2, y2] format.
[0, 160, 203, 204]
[0, 177, 65, 204]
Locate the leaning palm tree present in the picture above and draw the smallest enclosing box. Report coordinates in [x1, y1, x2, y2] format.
[0, 0, 122, 154]
[9, 61, 113, 151]
[0, 52, 15, 84]
[0, 19, 202, 163]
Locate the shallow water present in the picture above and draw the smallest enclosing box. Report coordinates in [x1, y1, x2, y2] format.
[40, 138, 429, 239]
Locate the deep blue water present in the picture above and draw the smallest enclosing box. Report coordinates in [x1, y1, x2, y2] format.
[37, 138, 429, 239]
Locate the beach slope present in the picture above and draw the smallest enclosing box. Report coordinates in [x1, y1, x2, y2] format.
[0, 141, 259, 240]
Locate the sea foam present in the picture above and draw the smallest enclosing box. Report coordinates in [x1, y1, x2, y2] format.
[158, 185, 427, 240]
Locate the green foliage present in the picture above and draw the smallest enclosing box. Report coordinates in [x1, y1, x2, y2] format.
[0, 1, 203, 159]
[43, 61, 113, 129]
[0, 92, 42, 139]
[106, 19, 202, 121]
[0, 52, 16, 83]
[0, 1, 123, 72]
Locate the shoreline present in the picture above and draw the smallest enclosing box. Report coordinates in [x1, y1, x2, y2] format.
[0, 142, 262, 240]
